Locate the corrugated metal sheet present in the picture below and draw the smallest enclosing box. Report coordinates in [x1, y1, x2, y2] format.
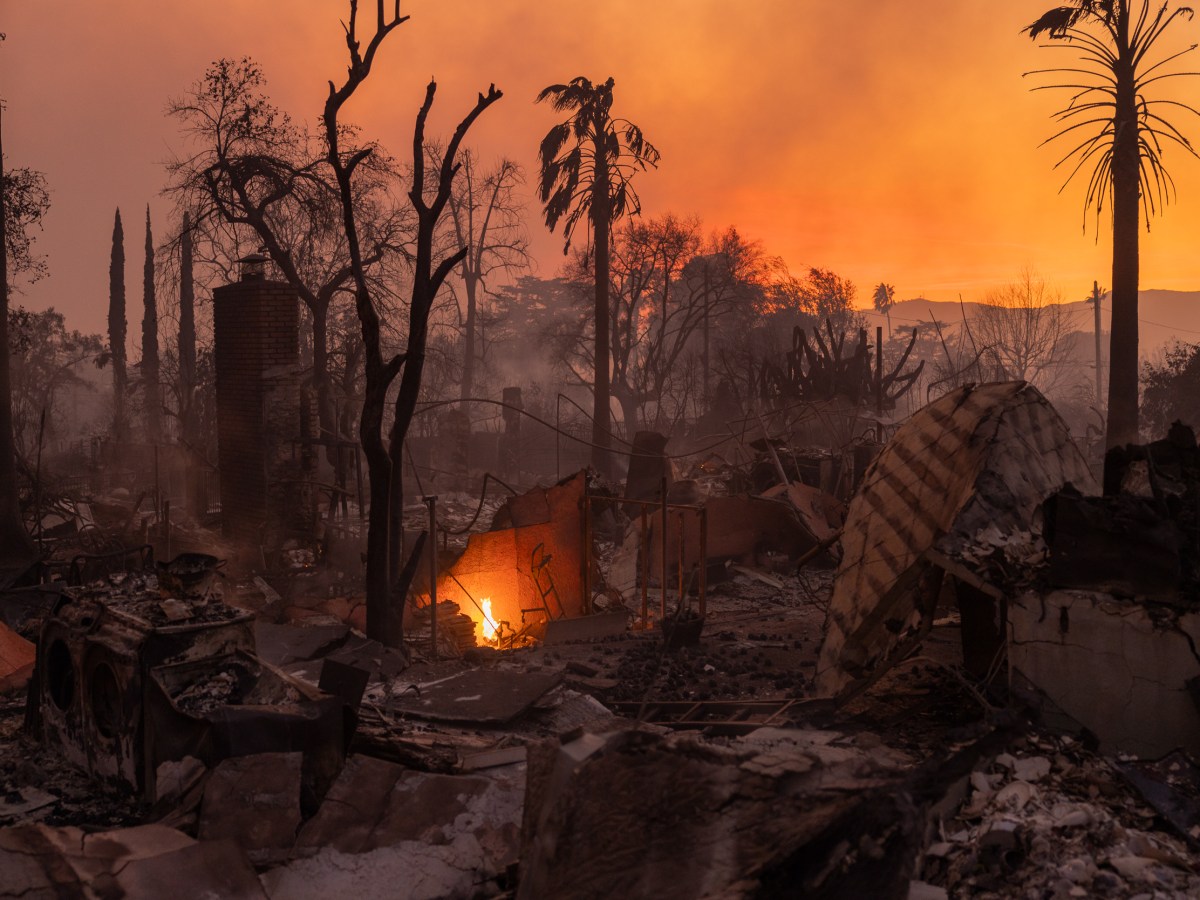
[815, 382, 1097, 697]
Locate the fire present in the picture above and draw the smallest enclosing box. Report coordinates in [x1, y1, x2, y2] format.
[479, 598, 499, 642]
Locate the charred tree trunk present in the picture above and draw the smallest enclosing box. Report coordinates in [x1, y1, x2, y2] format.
[179, 212, 197, 441]
[1106, 34, 1140, 448]
[321, 3, 499, 648]
[142, 207, 161, 444]
[461, 270, 478, 403]
[0, 117, 34, 564]
[178, 212, 205, 517]
[591, 140, 613, 479]
[109, 209, 127, 443]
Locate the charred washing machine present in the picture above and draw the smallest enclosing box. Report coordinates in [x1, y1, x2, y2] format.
[34, 565, 348, 805]
[35, 572, 256, 794]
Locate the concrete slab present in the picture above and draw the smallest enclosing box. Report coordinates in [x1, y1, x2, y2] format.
[254, 622, 350, 667]
[198, 752, 303, 865]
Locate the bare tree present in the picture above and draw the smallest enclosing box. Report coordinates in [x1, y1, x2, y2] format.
[166, 58, 410, 450]
[433, 149, 530, 405]
[968, 269, 1081, 394]
[320, 0, 502, 647]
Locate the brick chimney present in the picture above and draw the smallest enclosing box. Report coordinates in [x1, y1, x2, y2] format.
[212, 259, 305, 544]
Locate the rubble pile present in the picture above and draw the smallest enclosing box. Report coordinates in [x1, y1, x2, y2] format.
[923, 736, 1200, 899]
[2, 388, 1200, 898]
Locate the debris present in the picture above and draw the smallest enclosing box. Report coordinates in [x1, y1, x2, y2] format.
[383, 667, 562, 724]
[517, 725, 990, 900]
[0, 822, 267, 898]
[730, 564, 785, 589]
[198, 752, 302, 865]
[0, 621, 34, 692]
[433, 472, 589, 639]
[816, 381, 1097, 698]
[265, 754, 523, 900]
[542, 610, 629, 645]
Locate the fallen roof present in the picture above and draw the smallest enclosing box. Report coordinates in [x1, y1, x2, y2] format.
[815, 381, 1097, 698]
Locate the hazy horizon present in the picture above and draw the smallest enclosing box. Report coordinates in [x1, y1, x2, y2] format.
[4, 1, 1200, 336]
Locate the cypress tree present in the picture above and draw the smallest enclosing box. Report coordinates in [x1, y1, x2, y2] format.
[142, 206, 160, 443]
[108, 208, 127, 442]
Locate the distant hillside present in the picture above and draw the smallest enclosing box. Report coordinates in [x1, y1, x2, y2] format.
[859, 289, 1200, 358]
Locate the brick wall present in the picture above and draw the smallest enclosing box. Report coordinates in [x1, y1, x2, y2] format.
[213, 278, 301, 543]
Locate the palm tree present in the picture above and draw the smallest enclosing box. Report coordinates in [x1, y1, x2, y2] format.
[537, 76, 659, 476]
[1025, 0, 1198, 447]
[873, 282, 896, 336]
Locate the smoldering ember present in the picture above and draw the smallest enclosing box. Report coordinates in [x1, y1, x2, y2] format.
[5, 4, 1200, 900]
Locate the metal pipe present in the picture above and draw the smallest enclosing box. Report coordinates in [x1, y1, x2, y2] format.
[425, 495, 438, 660]
[582, 492, 592, 615]
[677, 510, 685, 613]
[660, 477, 668, 621]
[640, 507, 649, 630]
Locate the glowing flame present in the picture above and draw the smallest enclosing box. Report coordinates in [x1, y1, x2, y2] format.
[479, 598, 498, 642]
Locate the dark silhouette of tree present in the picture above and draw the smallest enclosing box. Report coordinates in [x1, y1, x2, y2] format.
[142, 206, 161, 443]
[320, 0, 501, 647]
[873, 282, 895, 336]
[0, 109, 40, 564]
[166, 58, 409, 453]
[967, 269, 1080, 394]
[1025, 0, 1199, 446]
[178, 211, 197, 447]
[8, 307, 106, 464]
[1142, 340, 1200, 434]
[437, 149, 529, 405]
[536, 76, 658, 477]
[109, 209, 127, 443]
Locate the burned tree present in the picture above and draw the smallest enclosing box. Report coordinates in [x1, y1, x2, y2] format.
[761, 320, 924, 410]
[436, 149, 530, 405]
[178, 211, 198, 450]
[320, 1, 501, 647]
[166, 58, 409, 453]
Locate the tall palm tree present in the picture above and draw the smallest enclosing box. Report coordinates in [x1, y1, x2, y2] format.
[1025, 0, 1198, 447]
[537, 76, 658, 476]
[873, 282, 896, 336]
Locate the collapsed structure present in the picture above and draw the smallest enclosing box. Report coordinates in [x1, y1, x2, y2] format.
[2, 375, 1199, 899]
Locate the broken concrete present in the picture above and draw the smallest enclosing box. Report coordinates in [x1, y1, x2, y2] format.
[198, 752, 303, 865]
[516, 726, 970, 900]
[0, 822, 266, 899]
[1009, 589, 1200, 757]
[263, 754, 523, 900]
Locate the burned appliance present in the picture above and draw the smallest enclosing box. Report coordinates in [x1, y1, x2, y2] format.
[34, 573, 345, 802]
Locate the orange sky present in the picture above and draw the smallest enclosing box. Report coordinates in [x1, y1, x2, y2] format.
[4, 1, 1200, 334]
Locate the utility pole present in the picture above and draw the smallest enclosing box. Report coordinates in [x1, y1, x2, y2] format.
[1090, 281, 1104, 407]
